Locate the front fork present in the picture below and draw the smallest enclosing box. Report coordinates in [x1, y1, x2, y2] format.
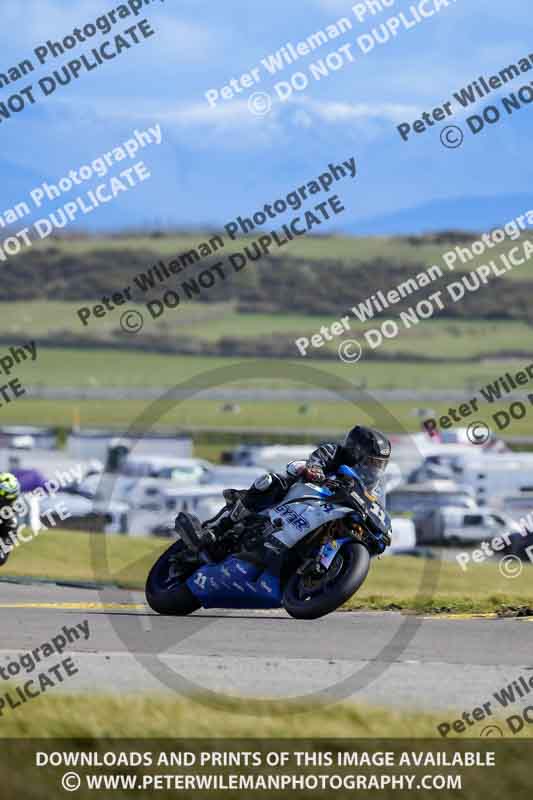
[297, 536, 353, 578]
[317, 536, 353, 569]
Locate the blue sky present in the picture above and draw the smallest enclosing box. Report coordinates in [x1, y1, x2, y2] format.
[0, 0, 531, 234]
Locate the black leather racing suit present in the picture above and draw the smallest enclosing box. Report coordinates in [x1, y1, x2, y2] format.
[242, 442, 386, 515]
[0, 511, 18, 566]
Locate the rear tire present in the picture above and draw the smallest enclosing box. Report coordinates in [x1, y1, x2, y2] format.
[283, 541, 370, 620]
[145, 541, 202, 616]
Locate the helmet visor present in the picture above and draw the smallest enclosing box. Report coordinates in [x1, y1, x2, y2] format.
[357, 455, 388, 491]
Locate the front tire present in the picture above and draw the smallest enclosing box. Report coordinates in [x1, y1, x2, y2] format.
[145, 540, 202, 616]
[283, 541, 370, 620]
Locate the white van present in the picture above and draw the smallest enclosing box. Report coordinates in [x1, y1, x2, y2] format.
[451, 454, 533, 506]
[439, 506, 523, 546]
[387, 481, 477, 516]
[502, 494, 533, 528]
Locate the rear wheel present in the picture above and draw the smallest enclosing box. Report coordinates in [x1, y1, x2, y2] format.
[283, 541, 370, 620]
[145, 540, 201, 616]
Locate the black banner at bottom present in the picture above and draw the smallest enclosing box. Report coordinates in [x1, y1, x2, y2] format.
[2, 737, 532, 798]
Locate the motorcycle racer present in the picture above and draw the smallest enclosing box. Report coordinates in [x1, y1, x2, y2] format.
[196, 426, 391, 550]
[0, 472, 21, 567]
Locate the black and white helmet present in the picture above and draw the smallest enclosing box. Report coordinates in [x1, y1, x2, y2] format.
[344, 426, 391, 491]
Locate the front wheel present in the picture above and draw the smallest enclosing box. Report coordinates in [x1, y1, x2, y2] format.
[283, 541, 370, 620]
[145, 540, 202, 616]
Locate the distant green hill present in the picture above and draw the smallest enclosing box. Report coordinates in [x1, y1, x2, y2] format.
[6, 233, 533, 323]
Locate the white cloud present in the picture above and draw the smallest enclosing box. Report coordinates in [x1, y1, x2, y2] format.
[163, 101, 258, 125]
[1, 0, 214, 63]
[102, 98, 274, 127]
[292, 97, 421, 123]
[100, 93, 420, 132]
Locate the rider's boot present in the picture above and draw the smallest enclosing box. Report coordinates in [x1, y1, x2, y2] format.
[204, 491, 252, 540]
[174, 490, 252, 556]
[0, 544, 10, 567]
[0, 518, 17, 567]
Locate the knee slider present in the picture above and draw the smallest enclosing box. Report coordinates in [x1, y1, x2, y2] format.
[286, 460, 306, 478]
[252, 473, 274, 492]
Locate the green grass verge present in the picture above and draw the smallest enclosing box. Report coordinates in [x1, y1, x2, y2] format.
[0, 691, 486, 738]
[13, 346, 525, 390]
[4, 530, 532, 615]
[3, 528, 159, 588]
[3, 301, 532, 361]
[3, 395, 533, 439]
[344, 555, 533, 615]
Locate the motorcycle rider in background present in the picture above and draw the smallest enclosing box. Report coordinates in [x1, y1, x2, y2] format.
[0, 473, 21, 567]
[199, 426, 392, 549]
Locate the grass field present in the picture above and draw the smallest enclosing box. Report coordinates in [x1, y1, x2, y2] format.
[8, 345, 532, 392]
[4, 395, 533, 440]
[2, 301, 532, 362]
[0, 691, 503, 739]
[3, 528, 158, 588]
[4, 530, 532, 614]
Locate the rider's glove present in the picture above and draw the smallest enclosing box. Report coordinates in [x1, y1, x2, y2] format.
[303, 464, 325, 484]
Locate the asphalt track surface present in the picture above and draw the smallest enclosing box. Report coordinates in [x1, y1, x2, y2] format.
[0, 581, 531, 714]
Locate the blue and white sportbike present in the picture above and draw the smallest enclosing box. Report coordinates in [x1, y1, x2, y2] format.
[145, 465, 392, 620]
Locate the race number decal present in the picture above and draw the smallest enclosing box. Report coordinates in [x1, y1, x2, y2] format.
[369, 502, 387, 525]
[194, 573, 207, 589]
